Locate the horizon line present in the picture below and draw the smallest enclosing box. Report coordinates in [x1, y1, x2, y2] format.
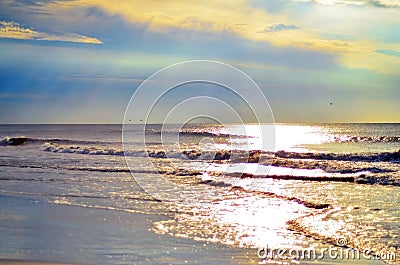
[1, 122, 399, 125]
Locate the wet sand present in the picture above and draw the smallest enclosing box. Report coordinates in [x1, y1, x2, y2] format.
[0, 260, 83, 265]
[0, 194, 258, 265]
[0, 194, 386, 265]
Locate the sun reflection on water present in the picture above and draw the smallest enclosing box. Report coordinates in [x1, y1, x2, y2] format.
[153, 189, 314, 250]
[222, 124, 338, 152]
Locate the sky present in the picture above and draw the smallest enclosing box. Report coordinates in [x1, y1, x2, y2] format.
[0, 0, 399, 124]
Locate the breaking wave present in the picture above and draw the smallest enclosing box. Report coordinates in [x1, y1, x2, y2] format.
[39, 143, 400, 165]
[0, 162, 131, 173]
[40, 143, 236, 160]
[0, 136, 30, 146]
[141, 128, 244, 138]
[41, 142, 130, 156]
[208, 171, 400, 187]
[0, 136, 109, 146]
[275, 150, 400, 163]
[334, 135, 400, 143]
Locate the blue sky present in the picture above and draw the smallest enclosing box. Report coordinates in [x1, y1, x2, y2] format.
[0, 0, 399, 123]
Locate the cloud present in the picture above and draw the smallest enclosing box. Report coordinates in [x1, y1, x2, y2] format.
[263, 23, 299, 32]
[365, 0, 400, 8]
[0, 21, 102, 44]
[290, 0, 400, 8]
[3, 1, 398, 74]
[39, 0, 356, 53]
[375, 49, 400, 57]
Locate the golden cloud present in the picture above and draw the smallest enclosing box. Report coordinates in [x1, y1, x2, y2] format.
[0, 21, 103, 44]
[43, 0, 356, 51]
[40, 0, 399, 73]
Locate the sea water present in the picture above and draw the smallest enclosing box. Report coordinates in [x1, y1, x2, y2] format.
[0, 123, 399, 264]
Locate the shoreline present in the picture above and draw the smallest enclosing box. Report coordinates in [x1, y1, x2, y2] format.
[0, 194, 258, 265]
[0, 193, 386, 265]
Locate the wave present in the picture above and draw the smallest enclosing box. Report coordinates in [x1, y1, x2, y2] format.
[154, 148, 400, 164]
[270, 158, 396, 174]
[40, 142, 176, 157]
[0, 136, 111, 146]
[41, 142, 129, 156]
[40, 144, 268, 165]
[40, 143, 400, 166]
[334, 135, 400, 143]
[149, 149, 267, 161]
[0, 162, 202, 176]
[0, 162, 130, 173]
[230, 186, 331, 209]
[142, 126, 249, 137]
[287, 208, 399, 265]
[153, 129, 400, 142]
[197, 179, 233, 187]
[224, 172, 356, 182]
[196, 181, 331, 209]
[213, 171, 400, 187]
[0, 164, 131, 173]
[148, 128, 400, 143]
[180, 148, 400, 164]
[3, 160, 398, 187]
[275, 150, 400, 163]
[0, 136, 29, 146]
[354, 174, 400, 186]
[2, 133, 398, 148]
[40, 143, 236, 161]
[178, 130, 249, 138]
[139, 128, 239, 138]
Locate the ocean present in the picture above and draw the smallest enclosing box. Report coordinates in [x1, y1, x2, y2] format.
[0, 123, 399, 264]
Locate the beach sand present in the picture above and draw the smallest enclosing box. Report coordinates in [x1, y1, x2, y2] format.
[0, 194, 386, 265]
[0, 194, 258, 265]
[0, 260, 83, 265]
